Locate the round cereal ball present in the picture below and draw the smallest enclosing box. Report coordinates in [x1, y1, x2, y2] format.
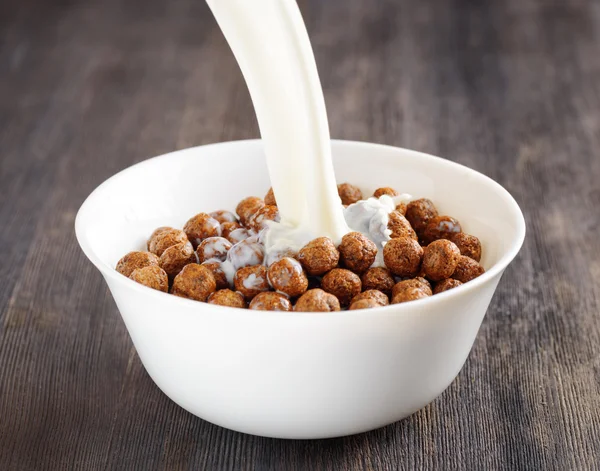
[321, 268, 362, 306]
[422, 216, 462, 245]
[129, 265, 169, 292]
[209, 210, 238, 224]
[383, 237, 423, 277]
[349, 299, 381, 310]
[249, 205, 280, 232]
[449, 232, 482, 262]
[183, 213, 221, 248]
[391, 287, 430, 304]
[236, 196, 265, 227]
[395, 202, 407, 216]
[388, 211, 418, 240]
[264, 187, 277, 206]
[298, 237, 340, 276]
[220, 221, 242, 239]
[351, 289, 389, 306]
[361, 267, 395, 296]
[226, 228, 254, 244]
[294, 289, 341, 312]
[159, 241, 196, 278]
[267, 257, 308, 297]
[227, 239, 265, 271]
[249, 292, 292, 311]
[148, 228, 188, 256]
[171, 263, 216, 301]
[233, 265, 269, 301]
[337, 183, 363, 205]
[452, 255, 485, 283]
[201, 260, 230, 290]
[405, 198, 438, 235]
[433, 278, 463, 294]
[116, 251, 160, 278]
[392, 278, 433, 298]
[338, 232, 377, 274]
[196, 237, 232, 263]
[373, 187, 399, 198]
[207, 289, 247, 308]
[264, 248, 297, 267]
[422, 239, 461, 281]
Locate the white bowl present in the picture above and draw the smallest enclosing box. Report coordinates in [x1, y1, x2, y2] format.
[75, 139, 525, 439]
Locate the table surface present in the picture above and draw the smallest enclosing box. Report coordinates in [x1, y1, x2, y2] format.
[2, 0, 600, 469]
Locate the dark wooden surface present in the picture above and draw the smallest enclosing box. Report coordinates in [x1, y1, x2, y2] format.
[1, 0, 600, 469]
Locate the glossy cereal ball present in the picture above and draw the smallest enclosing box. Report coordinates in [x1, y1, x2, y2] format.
[449, 232, 482, 262]
[422, 239, 461, 281]
[233, 265, 270, 301]
[116, 251, 160, 278]
[349, 298, 380, 310]
[227, 238, 265, 271]
[373, 187, 399, 198]
[159, 241, 196, 278]
[148, 227, 188, 256]
[220, 221, 242, 239]
[209, 210, 238, 224]
[294, 289, 341, 312]
[267, 257, 308, 297]
[337, 183, 363, 205]
[321, 268, 362, 306]
[350, 289, 389, 306]
[236, 196, 265, 227]
[298, 237, 340, 276]
[226, 227, 254, 244]
[338, 232, 377, 274]
[208, 289, 247, 308]
[264, 248, 298, 267]
[129, 265, 169, 292]
[183, 213, 221, 248]
[249, 205, 280, 232]
[249, 292, 292, 311]
[201, 260, 229, 290]
[433, 278, 463, 294]
[391, 287, 430, 304]
[392, 278, 432, 298]
[196, 237, 232, 263]
[405, 198, 438, 235]
[360, 267, 395, 297]
[388, 211, 418, 240]
[422, 216, 462, 245]
[264, 187, 277, 206]
[452, 255, 485, 283]
[171, 263, 216, 302]
[383, 237, 423, 277]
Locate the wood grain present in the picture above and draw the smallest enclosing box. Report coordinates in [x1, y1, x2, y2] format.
[1, 0, 600, 469]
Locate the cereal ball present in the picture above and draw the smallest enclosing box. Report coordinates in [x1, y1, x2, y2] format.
[148, 228, 188, 256]
[338, 232, 377, 273]
[361, 267, 395, 296]
[452, 255, 485, 283]
[405, 198, 438, 235]
[383, 237, 423, 277]
[388, 211, 417, 240]
[267, 257, 308, 297]
[171, 263, 216, 301]
[249, 292, 292, 311]
[196, 237, 232, 263]
[449, 232, 482, 262]
[201, 260, 229, 290]
[422, 239, 461, 281]
[227, 238, 265, 270]
[298, 237, 340, 276]
[265, 248, 297, 267]
[183, 213, 221, 248]
[392, 278, 432, 298]
[226, 228, 254, 244]
[373, 187, 399, 198]
[433, 278, 463, 294]
[208, 289, 247, 308]
[294, 289, 341, 312]
[116, 251, 160, 278]
[129, 265, 169, 292]
[351, 289, 389, 306]
[337, 183, 363, 205]
[395, 202, 407, 216]
[321, 268, 362, 306]
[249, 205, 280, 232]
[233, 265, 269, 300]
[422, 216, 462, 245]
[159, 241, 196, 278]
[220, 221, 242, 239]
[264, 187, 277, 206]
[349, 299, 381, 310]
[210, 210, 238, 224]
[236, 196, 265, 227]
[391, 287, 430, 304]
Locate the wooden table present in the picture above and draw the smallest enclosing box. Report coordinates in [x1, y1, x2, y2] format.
[2, 0, 599, 469]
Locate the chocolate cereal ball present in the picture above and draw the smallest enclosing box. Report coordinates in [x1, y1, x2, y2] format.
[383, 237, 423, 277]
[294, 289, 341, 312]
[249, 292, 292, 311]
[422, 239, 461, 281]
[298, 237, 340, 276]
[373, 187, 399, 198]
[361, 267, 395, 297]
[201, 260, 229, 290]
[338, 232, 377, 273]
[220, 221, 242, 239]
[249, 205, 280, 232]
[196, 237, 232, 263]
[452, 255, 485, 283]
[395, 202, 407, 216]
[227, 238, 265, 270]
[236, 196, 265, 227]
[321, 268, 362, 306]
[267, 257, 308, 297]
[351, 289, 389, 306]
[171, 263, 216, 302]
[264, 187, 277, 206]
[337, 183, 363, 205]
[209, 210, 238, 224]
[116, 251, 159, 278]
[148, 227, 188, 256]
[233, 265, 269, 301]
[391, 287, 430, 304]
[405, 198, 438, 235]
[388, 211, 418, 240]
[129, 265, 169, 292]
[208, 289, 247, 308]
[349, 299, 380, 310]
[433, 278, 463, 294]
[392, 278, 432, 298]
[422, 216, 462, 245]
[227, 227, 254, 244]
[159, 241, 196, 278]
[449, 232, 482, 262]
[183, 213, 221, 248]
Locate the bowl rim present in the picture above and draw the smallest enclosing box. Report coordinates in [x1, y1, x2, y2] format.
[75, 138, 526, 317]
